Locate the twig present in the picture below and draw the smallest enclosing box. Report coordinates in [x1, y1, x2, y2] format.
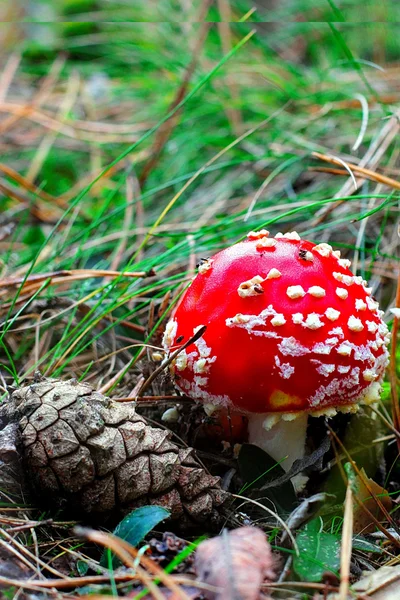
[0, 179, 61, 223]
[0, 53, 21, 103]
[311, 152, 400, 191]
[0, 162, 63, 205]
[0, 527, 66, 579]
[0, 269, 155, 300]
[0, 573, 138, 591]
[75, 527, 191, 600]
[338, 484, 353, 600]
[232, 494, 299, 555]
[312, 113, 400, 225]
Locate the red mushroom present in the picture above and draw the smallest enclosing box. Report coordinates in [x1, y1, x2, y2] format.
[163, 230, 390, 473]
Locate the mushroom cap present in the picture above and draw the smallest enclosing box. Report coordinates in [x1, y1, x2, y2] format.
[163, 231, 390, 417]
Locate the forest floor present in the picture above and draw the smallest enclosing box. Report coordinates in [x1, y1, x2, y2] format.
[1, 2, 400, 599]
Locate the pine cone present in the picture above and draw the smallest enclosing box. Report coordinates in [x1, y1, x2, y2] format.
[5, 376, 228, 527]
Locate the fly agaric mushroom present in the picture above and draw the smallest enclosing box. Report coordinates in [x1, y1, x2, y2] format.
[163, 231, 390, 472]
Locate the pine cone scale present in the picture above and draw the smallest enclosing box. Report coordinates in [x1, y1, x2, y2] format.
[51, 446, 95, 493]
[38, 420, 80, 458]
[85, 427, 127, 476]
[29, 404, 58, 431]
[116, 455, 151, 502]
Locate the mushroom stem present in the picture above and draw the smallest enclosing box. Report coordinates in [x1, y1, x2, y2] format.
[246, 413, 308, 473]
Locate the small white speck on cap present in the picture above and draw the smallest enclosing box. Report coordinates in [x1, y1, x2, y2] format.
[304, 251, 314, 262]
[355, 299, 367, 311]
[363, 369, 377, 382]
[308, 286, 326, 298]
[287, 285, 306, 299]
[271, 314, 286, 326]
[329, 326, 344, 337]
[380, 322, 390, 335]
[364, 286, 373, 296]
[198, 258, 214, 274]
[353, 275, 364, 285]
[162, 319, 178, 348]
[247, 229, 269, 240]
[275, 356, 295, 378]
[256, 237, 276, 250]
[303, 313, 324, 329]
[292, 313, 304, 324]
[275, 232, 284, 238]
[333, 272, 344, 282]
[175, 352, 188, 371]
[365, 321, 378, 333]
[338, 365, 351, 373]
[238, 275, 265, 298]
[366, 297, 379, 312]
[194, 358, 208, 374]
[336, 288, 348, 300]
[325, 307, 340, 321]
[315, 363, 335, 377]
[230, 313, 251, 325]
[338, 258, 352, 269]
[266, 268, 281, 279]
[282, 231, 301, 241]
[337, 343, 352, 356]
[342, 275, 354, 286]
[348, 315, 364, 332]
[333, 250, 341, 258]
[313, 341, 335, 354]
[314, 243, 333, 257]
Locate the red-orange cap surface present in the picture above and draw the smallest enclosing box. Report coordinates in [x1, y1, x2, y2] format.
[163, 231, 390, 416]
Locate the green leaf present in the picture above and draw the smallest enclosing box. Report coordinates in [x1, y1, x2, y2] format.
[237, 444, 297, 516]
[293, 518, 341, 582]
[100, 505, 170, 568]
[76, 560, 89, 576]
[352, 536, 382, 554]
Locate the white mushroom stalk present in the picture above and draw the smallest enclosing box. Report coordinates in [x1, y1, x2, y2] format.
[246, 412, 308, 473]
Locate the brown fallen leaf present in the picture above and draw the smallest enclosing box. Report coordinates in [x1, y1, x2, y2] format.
[327, 565, 400, 600]
[195, 526, 275, 600]
[345, 464, 392, 534]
